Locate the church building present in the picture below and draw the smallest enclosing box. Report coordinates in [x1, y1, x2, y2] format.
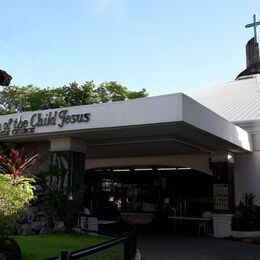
[1, 20, 260, 238]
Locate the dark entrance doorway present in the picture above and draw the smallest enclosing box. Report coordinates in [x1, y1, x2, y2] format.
[84, 166, 213, 231]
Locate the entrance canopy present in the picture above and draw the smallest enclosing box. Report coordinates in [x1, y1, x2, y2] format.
[0, 93, 252, 156]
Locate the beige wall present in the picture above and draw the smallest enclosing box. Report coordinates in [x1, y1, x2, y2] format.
[86, 153, 212, 175]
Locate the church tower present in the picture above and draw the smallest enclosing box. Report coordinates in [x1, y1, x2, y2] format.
[237, 14, 260, 78]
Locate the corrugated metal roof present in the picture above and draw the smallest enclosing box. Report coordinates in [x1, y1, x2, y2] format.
[190, 74, 260, 122]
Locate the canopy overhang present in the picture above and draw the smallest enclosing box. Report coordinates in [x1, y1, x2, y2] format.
[0, 94, 252, 157]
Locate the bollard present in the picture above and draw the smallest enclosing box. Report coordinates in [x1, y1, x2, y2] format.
[124, 238, 130, 260]
[61, 251, 69, 260]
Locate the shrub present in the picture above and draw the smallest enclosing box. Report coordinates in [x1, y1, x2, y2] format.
[0, 148, 39, 238]
[231, 193, 260, 231]
[0, 175, 35, 238]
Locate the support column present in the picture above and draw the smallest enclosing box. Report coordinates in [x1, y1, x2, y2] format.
[211, 154, 235, 238]
[49, 138, 87, 228]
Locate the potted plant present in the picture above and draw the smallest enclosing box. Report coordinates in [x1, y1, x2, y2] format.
[231, 193, 260, 238]
[0, 148, 39, 259]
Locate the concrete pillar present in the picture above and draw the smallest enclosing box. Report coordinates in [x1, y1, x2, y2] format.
[211, 154, 235, 238]
[49, 138, 87, 228]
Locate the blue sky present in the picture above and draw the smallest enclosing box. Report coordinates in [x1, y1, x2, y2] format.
[1, 1, 260, 96]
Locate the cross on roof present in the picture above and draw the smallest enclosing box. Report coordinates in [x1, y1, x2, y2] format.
[245, 14, 260, 43]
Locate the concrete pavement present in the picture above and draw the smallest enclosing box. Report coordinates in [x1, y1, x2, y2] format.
[137, 230, 260, 260]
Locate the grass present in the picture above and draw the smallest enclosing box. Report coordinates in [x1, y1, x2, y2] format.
[14, 233, 110, 259]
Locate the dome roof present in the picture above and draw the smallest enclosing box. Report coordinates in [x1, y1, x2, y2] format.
[190, 74, 260, 122]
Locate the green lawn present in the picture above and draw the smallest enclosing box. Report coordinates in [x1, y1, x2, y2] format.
[15, 234, 109, 259]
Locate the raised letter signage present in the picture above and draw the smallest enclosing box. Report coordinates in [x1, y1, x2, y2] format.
[0, 109, 91, 137]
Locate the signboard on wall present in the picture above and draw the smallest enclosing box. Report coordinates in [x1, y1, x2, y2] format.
[0, 109, 90, 137]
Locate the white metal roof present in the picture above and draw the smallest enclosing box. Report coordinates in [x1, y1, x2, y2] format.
[190, 74, 260, 122]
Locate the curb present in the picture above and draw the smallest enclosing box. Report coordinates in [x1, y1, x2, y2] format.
[242, 238, 260, 245]
[231, 237, 260, 245]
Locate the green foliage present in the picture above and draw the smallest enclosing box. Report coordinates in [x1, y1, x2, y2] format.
[35, 166, 68, 219]
[0, 148, 39, 185]
[0, 175, 35, 238]
[232, 193, 260, 231]
[239, 192, 255, 207]
[16, 234, 109, 259]
[0, 148, 39, 238]
[0, 81, 148, 115]
[97, 81, 128, 102]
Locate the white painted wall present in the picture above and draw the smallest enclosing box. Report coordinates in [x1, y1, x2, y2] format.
[234, 152, 260, 205]
[182, 95, 252, 152]
[234, 119, 260, 206]
[0, 94, 183, 140]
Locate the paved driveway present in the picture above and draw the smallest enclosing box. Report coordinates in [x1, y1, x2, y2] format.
[137, 230, 260, 260]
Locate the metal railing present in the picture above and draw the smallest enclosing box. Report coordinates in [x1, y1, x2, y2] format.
[46, 224, 137, 260]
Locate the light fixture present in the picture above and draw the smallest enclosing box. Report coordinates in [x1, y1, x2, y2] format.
[113, 169, 130, 172]
[158, 168, 177, 171]
[68, 191, 74, 201]
[164, 198, 170, 204]
[157, 167, 191, 171]
[68, 152, 74, 201]
[134, 168, 153, 171]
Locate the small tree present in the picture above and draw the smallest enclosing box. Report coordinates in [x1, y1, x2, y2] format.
[0, 148, 39, 238]
[0, 175, 35, 238]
